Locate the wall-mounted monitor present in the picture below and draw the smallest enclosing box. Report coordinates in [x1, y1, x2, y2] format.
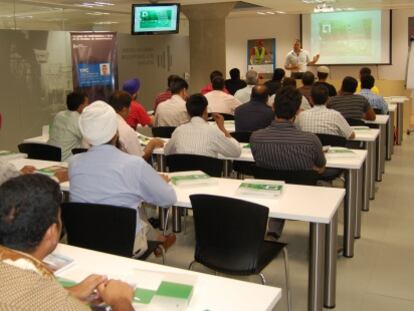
[131, 3, 180, 35]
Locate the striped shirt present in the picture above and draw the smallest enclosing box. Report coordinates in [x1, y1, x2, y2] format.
[358, 89, 389, 114]
[327, 94, 370, 119]
[164, 117, 242, 158]
[296, 105, 354, 138]
[250, 120, 326, 170]
[154, 94, 190, 127]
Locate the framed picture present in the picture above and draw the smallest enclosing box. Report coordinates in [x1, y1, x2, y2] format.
[247, 38, 276, 78]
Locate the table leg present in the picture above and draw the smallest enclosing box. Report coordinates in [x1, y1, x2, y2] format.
[386, 117, 392, 160]
[389, 110, 395, 155]
[324, 212, 338, 308]
[344, 169, 356, 257]
[368, 141, 376, 200]
[362, 142, 370, 211]
[375, 130, 382, 182]
[309, 223, 326, 311]
[396, 102, 404, 145]
[172, 206, 182, 233]
[158, 207, 169, 231]
[156, 154, 166, 172]
[355, 167, 363, 238]
[222, 160, 230, 177]
[381, 124, 386, 174]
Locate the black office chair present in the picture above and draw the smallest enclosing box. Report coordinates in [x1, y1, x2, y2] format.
[346, 118, 366, 126]
[229, 132, 253, 178]
[71, 148, 88, 155]
[61, 202, 165, 263]
[189, 194, 291, 311]
[18, 143, 61, 161]
[208, 113, 235, 121]
[152, 126, 176, 138]
[166, 154, 224, 177]
[252, 166, 319, 186]
[316, 133, 346, 147]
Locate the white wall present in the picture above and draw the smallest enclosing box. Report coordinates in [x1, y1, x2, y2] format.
[226, 9, 414, 81]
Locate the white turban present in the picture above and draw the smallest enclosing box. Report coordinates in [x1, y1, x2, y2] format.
[79, 100, 118, 146]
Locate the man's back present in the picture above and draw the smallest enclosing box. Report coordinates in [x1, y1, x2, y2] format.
[250, 121, 326, 171]
[154, 95, 189, 127]
[328, 94, 370, 120]
[48, 110, 82, 161]
[205, 90, 241, 115]
[225, 79, 247, 95]
[235, 100, 274, 132]
[69, 144, 175, 209]
[358, 89, 388, 114]
[234, 85, 255, 104]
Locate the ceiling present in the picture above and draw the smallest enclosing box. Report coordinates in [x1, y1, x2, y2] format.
[1, 0, 414, 31]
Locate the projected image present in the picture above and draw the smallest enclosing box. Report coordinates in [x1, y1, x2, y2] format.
[310, 10, 384, 64]
[133, 5, 178, 33]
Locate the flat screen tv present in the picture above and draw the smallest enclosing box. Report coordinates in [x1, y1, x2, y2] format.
[131, 3, 180, 35]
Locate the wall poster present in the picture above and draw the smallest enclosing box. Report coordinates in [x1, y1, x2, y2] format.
[247, 38, 276, 78]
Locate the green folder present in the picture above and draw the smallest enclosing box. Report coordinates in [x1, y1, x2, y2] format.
[156, 281, 193, 300]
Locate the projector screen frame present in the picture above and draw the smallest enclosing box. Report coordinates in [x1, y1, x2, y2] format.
[131, 3, 180, 36]
[300, 10, 393, 66]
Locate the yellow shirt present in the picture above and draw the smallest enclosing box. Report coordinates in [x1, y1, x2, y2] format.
[356, 82, 380, 95]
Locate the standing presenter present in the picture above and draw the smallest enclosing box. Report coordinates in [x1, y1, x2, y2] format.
[285, 39, 320, 79]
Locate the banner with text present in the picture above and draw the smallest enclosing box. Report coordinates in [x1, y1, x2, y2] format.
[71, 32, 118, 102]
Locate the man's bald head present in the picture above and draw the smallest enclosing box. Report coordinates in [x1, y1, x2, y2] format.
[251, 85, 269, 103]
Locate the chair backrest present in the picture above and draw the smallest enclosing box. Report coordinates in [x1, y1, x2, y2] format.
[151, 126, 176, 138]
[208, 113, 235, 121]
[71, 148, 88, 155]
[252, 166, 319, 186]
[346, 118, 366, 126]
[18, 143, 61, 161]
[316, 133, 346, 147]
[230, 131, 252, 143]
[61, 202, 136, 257]
[190, 194, 268, 274]
[166, 154, 223, 177]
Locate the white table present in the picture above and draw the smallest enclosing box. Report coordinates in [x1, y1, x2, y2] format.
[169, 173, 345, 311]
[384, 96, 409, 145]
[23, 135, 48, 144]
[364, 115, 390, 182]
[55, 244, 281, 311]
[0, 151, 27, 161]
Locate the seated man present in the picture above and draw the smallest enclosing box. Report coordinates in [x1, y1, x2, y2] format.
[298, 71, 315, 105]
[70, 101, 177, 257]
[153, 74, 180, 111]
[108, 91, 164, 161]
[201, 70, 229, 95]
[235, 85, 273, 132]
[225, 68, 247, 95]
[48, 91, 88, 161]
[122, 78, 153, 129]
[164, 94, 241, 158]
[264, 68, 285, 96]
[268, 77, 311, 111]
[154, 78, 190, 127]
[205, 77, 242, 115]
[316, 66, 337, 97]
[358, 74, 389, 114]
[250, 86, 326, 238]
[356, 67, 380, 94]
[297, 84, 355, 139]
[234, 70, 258, 104]
[328, 76, 376, 121]
[0, 174, 134, 311]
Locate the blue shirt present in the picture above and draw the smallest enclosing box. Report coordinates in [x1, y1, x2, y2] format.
[69, 145, 176, 232]
[358, 89, 389, 114]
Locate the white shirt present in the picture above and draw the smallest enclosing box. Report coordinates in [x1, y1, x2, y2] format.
[205, 90, 242, 115]
[234, 85, 255, 104]
[154, 95, 189, 127]
[164, 117, 242, 158]
[285, 49, 311, 72]
[48, 110, 83, 161]
[117, 114, 143, 157]
[268, 94, 311, 111]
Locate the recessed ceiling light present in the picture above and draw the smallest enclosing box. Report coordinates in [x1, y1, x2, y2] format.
[256, 11, 266, 15]
[266, 11, 275, 15]
[276, 11, 286, 14]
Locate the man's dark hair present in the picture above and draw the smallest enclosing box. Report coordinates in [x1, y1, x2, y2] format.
[317, 72, 328, 80]
[251, 85, 269, 102]
[67, 91, 87, 111]
[167, 74, 181, 89]
[272, 68, 285, 81]
[311, 84, 329, 106]
[108, 90, 131, 112]
[302, 71, 315, 86]
[0, 174, 61, 252]
[210, 70, 223, 83]
[212, 77, 225, 90]
[360, 67, 371, 77]
[186, 94, 208, 117]
[360, 74, 375, 90]
[282, 77, 297, 88]
[341, 76, 358, 94]
[274, 86, 302, 119]
[170, 78, 189, 94]
[229, 68, 240, 80]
